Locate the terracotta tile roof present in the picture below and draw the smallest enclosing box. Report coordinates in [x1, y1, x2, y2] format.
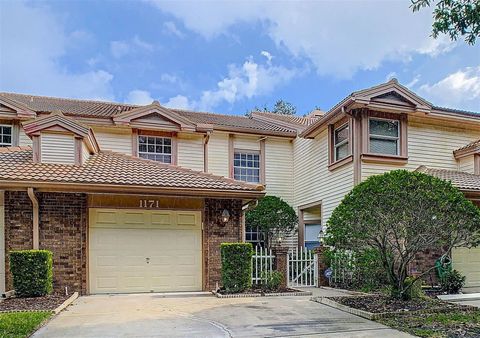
[251, 111, 320, 127]
[0, 147, 264, 196]
[0, 92, 137, 118]
[171, 108, 297, 135]
[416, 166, 480, 191]
[0, 92, 297, 136]
[454, 139, 480, 154]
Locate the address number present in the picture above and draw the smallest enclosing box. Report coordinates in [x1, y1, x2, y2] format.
[139, 199, 160, 208]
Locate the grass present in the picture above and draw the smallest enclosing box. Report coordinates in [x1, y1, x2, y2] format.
[378, 309, 480, 338]
[0, 311, 52, 338]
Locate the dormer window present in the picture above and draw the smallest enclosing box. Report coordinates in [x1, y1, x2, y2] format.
[368, 118, 400, 156]
[138, 135, 172, 163]
[0, 124, 12, 147]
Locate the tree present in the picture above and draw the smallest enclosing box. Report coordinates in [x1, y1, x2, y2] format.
[246, 100, 297, 116]
[411, 0, 480, 45]
[325, 170, 480, 299]
[246, 196, 298, 248]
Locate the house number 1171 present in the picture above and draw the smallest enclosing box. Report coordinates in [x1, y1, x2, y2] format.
[139, 200, 159, 208]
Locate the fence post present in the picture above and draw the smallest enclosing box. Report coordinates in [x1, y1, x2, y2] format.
[273, 246, 289, 289]
[314, 246, 329, 287]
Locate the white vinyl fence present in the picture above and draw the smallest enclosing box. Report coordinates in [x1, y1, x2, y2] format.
[251, 246, 275, 285]
[288, 247, 318, 287]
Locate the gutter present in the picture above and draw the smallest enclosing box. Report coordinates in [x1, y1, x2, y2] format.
[27, 188, 39, 250]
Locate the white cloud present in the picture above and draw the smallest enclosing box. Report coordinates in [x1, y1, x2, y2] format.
[164, 95, 192, 110]
[418, 66, 480, 111]
[110, 35, 154, 59]
[163, 21, 185, 38]
[0, 1, 114, 100]
[149, 1, 455, 78]
[261, 50, 273, 63]
[126, 90, 155, 105]
[385, 72, 397, 82]
[197, 58, 297, 110]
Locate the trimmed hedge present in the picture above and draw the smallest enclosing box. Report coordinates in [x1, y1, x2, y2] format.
[221, 243, 253, 293]
[10, 250, 53, 297]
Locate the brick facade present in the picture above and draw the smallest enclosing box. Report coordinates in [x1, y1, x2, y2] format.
[203, 198, 243, 291]
[5, 191, 87, 294]
[409, 248, 444, 285]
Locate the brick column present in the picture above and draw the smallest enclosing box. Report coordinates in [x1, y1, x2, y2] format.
[315, 246, 329, 287]
[273, 246, 289, 289]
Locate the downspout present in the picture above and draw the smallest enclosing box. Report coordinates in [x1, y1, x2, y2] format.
[203, 132, 210, 173]
[27, 188, 39, 250]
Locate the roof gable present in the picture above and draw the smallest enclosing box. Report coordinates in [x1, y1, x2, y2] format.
[113, 101, 196, 131]
[0, 95, 37, 119]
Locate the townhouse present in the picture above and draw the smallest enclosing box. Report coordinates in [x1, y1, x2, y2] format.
[0, 78, 479, 294]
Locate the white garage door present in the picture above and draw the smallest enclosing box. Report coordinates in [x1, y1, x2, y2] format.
[89, 208, 202, 294]
[452, 247, 480, 288]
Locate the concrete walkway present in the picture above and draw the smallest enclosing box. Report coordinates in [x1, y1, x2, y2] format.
[34, 289, 413, 338]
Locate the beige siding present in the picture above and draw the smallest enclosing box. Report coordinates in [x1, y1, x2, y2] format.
[82, 141, 91, 164]
[207, 133, 229, 178]
[265, 138, 294, 205]
[234, 135, 261, 151]
[18, 127, 32, 147]
[294, 130, 354, 225]
[92, 127, 132, 155]
[0, 191, 4, 294]
[177, 134, 204, 172]
[362, 119, 480, 180]
[40, 132, 75, 164]
[458, 156, 475, 174]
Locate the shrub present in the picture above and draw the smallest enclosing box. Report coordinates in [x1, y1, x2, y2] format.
[221, 243, 253, 293]
[261, 271, 283, 291]
[326, 169, 480, 299]
[10, 250, 53, 297]
[402, 276, 425, 300]
[440, 269, 466, 294]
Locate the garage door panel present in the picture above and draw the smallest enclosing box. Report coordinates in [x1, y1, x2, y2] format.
[453, 247, 480, 288]
[89, 209, 202, 294]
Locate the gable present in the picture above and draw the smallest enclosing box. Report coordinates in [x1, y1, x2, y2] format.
[130, 112, 183, 131]
[370, 91, 416, 107]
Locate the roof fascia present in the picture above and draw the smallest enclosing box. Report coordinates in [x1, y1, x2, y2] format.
[0, 96, 37, 119]
[23, 113, 90, 138]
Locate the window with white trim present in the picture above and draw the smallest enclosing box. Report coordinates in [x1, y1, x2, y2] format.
[138, 135, 172, 163]
[234, 151, 260, 183]
[245, 226, 265, 247]
[333, 123, 350, 161]
[0, 125, 12, 147]
[368, 118, 400, 156]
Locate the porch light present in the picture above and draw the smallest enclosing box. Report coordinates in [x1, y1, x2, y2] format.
[317, 225, 327, 245]
[221, 209, 230, 224]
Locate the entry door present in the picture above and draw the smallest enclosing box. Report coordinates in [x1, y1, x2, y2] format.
[89, 209, 202, 294]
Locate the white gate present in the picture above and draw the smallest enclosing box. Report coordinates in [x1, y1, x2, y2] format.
[251, 246, 275, 285]
[288, 247, 318, 287]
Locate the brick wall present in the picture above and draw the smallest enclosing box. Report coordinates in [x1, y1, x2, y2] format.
[5, 191, 87, 294]
[203, 198, 243, 290]
[409, 248, 444, 285]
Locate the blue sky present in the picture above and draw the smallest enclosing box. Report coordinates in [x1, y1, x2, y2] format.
[1, 1, 479, 115]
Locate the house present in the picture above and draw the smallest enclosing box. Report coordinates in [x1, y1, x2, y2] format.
[0, 78, 479, 294]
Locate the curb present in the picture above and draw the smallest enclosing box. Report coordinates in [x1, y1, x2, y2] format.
[53, 292, 78, 314]
[213, 290, 312, 298]
[312, 297, 478, 321]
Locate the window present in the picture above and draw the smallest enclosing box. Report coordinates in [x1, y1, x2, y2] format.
[304, 223, 321, 250]
[234, 151, 260, 183]
[138, 135, 172, 163]
[333, 124, 350, 161]
[245, 226, 265, 247]
[369, 118, 400, 156]
[0, 125, 12, 147]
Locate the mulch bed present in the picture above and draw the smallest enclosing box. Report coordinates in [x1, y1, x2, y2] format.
[329, 294, 471, 314]
[0, 294, 69, 312]
[218, 287, 299, 295]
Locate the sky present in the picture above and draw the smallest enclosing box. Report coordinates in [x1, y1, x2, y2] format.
[0, 0, 479, 116]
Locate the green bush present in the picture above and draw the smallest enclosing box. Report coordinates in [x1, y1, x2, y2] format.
[401, 276, 425, 300]
[10, 250, 53, 297]
[440, 269, 466, 294]
[221, 243, 253, 293]
[261, 270, 283, 291]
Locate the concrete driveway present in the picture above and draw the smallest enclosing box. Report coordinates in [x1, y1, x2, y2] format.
[34, 290, 412, 338]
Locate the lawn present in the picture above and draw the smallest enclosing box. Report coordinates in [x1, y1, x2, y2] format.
[0, 311, 52, 338]
[378, 309, 480, 338]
